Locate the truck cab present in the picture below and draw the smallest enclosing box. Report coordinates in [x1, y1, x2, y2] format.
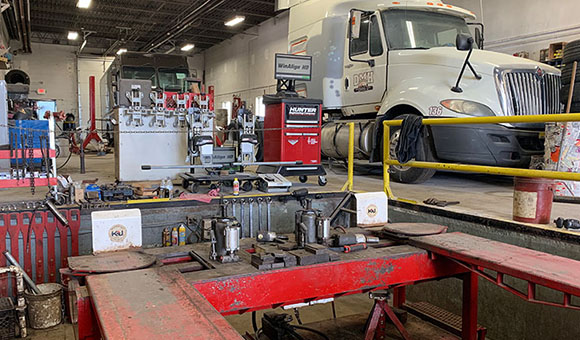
[288, 0, 561, 183]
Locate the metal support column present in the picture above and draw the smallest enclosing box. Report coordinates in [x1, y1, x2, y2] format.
[462, 271, 479, 340]
[393, 286, 406, 308]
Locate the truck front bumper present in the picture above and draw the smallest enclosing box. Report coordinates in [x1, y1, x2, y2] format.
[430, 123, 544, 168]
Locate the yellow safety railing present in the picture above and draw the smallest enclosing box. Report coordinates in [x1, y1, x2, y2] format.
[383, 113, 580, 199]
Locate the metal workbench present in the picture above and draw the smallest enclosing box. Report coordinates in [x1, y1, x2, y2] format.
[73, 228, 580, 340]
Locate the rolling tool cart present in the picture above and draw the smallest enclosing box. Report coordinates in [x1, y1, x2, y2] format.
[258, 54, 327, 186]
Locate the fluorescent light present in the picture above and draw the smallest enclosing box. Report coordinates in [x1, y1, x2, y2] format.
[67, 31, 79, 40]
[181, 44, 195, 52]
[225, 16, 245, 27]
[77, 0, 91, 8]
[116, 48, 127, 55]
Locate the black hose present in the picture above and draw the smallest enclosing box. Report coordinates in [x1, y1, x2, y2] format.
[252, 311, 258, 333]
[57, 151, 72, 170]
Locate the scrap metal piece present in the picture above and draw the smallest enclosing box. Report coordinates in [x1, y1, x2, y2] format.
[4, 251, 41, 294]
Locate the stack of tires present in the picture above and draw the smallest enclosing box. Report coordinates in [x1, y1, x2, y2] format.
[561, 40, 580, 113]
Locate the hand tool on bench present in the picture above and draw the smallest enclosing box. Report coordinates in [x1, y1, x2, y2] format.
[423, 198, 460, 207]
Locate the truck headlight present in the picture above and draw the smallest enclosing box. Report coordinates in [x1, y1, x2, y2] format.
[440, 100, 495, 117]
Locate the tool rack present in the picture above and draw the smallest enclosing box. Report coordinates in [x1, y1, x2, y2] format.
[0, 116, 58, 189]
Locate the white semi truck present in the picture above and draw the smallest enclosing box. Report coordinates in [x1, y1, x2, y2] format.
[285, 0, 561, 183]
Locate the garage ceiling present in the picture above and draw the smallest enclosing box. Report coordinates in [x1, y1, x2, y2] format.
[28, 0, 278, 55]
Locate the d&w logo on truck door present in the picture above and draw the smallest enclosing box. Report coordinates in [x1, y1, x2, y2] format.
[353, 71, 374, 93]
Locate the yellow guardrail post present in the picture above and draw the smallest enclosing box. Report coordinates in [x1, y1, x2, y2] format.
[383, 121, 395, 199]
[341, 122, 355, 191]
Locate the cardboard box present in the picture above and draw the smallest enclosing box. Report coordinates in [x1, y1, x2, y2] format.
[548, 42, 567, 60]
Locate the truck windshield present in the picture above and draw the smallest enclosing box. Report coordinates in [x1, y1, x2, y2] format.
[122, 66, 156, 82]
[158, 68, 189, 92]
[382, 9, 473, 50]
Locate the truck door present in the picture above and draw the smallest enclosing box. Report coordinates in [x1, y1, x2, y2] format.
[342, 11, 387, 115]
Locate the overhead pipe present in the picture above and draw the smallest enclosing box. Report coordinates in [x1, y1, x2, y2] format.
[141, 0, 225, 53]
[12, 0, 31, 53]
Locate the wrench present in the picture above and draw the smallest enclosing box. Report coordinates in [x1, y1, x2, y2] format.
[222, 199, 229, 217]
[232, 198, 237, 220]
[240, 199, 246, 238]
[257, 197, 263, 232]
[266, 197, 272, 232]
[248, 198, 254, 238]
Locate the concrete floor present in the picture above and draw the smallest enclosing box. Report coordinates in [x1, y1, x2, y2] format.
[2, 152, 579, 237]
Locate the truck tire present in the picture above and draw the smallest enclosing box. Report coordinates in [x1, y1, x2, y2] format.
[387, 114, 436, 184]
[569, 102, 580, 113]
[563, 40, 580, 64]
[561, 63, 580, 85]
[560, 82, 580, 104]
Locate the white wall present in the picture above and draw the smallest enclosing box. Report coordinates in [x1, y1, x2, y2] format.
[188, 54, 204, 80]
[204, 12, 289, 113]
[447, 0, 580, 60]
[77, 57, 113, 128]
[12, 43, 78, 114]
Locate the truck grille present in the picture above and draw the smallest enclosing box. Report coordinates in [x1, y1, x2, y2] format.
[495, 69, 561, 116]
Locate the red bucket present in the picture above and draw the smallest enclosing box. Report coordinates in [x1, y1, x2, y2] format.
[513, 177, 554, 224]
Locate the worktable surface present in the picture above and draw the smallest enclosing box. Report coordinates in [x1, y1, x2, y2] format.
[85, 230, 464, 340]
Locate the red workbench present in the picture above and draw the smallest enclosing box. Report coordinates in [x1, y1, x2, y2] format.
[80, 241, 467, 340]
[76, 230, 580, 340]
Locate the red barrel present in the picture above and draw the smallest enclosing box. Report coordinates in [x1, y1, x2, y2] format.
[513, 177, 554, 224]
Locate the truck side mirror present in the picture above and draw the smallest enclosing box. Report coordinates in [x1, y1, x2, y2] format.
[456, 33, 473, 51]
[452, 33, 482, 93]
[474, 28, 483, 49]
[348, 9, 375, 67]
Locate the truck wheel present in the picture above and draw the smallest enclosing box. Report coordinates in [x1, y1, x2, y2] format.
[561, 63, 580, 86]
[560, 84, 580, 105]
[182, 179, 189, 189]
[387, 115, 436, 184]
[241, 181, 253, 192]
[190, 182, 200, 193]
[299, 176, 308, 183]
[318, 176, 327, 186]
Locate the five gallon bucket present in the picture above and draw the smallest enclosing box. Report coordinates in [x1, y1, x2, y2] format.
[24, 283, 63, 329]
[513, 177, 554, 224]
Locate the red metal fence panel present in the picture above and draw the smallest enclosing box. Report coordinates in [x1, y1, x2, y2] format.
[0, 209, 81, 295]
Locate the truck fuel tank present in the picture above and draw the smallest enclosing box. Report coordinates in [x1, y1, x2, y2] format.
[321, 120, 375, 160]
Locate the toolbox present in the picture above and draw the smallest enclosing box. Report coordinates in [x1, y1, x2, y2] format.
[259, 95, 326, 182]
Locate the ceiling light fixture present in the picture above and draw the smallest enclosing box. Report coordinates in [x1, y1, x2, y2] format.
[116, 48, 127, 55]
[67, 31, 79, 40]
[181, 44, 195, 51]
[225, 16, 245, 27]
[77, 0, 91, 9]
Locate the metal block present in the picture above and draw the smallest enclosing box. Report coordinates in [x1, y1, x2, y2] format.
[272, 262, 285, 269]
[304, 243, 329, 255]
[255, 263, 272, 270]
[284, 256, 297, 267]
[289, 250, 329, 266]
[329, 252, 341, 262]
